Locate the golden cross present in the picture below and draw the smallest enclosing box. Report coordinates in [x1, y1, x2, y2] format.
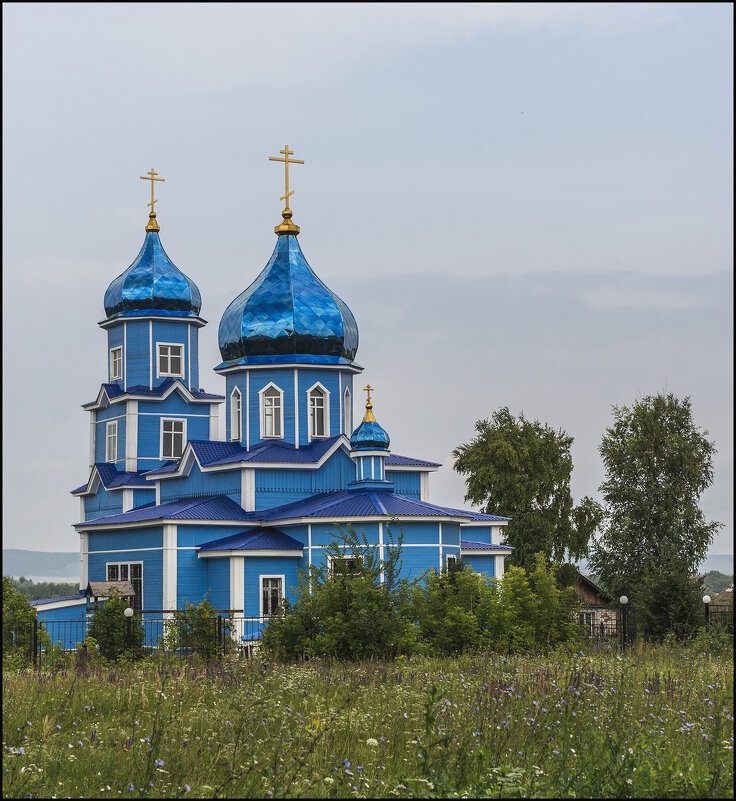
[269, 145, 304, 210]
[139, 168, 165, 213]
[363, 385, 374, 405]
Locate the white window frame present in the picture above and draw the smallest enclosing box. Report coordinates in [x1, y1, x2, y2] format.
[307, 382, 330, 440]
[230, 387, 242, 441]
[157, 342, 185, 379]
[343, 387, 352, 435]
[105, 420, 118, 463]
[259, 382, 284, 439]
[259, 574, 285, 618]
[109, 346, 123, 381]
[106, 561, 143, 612]
[160, 417, 187, 459]
[446, 555, 458, 570]
[328, 554, 362, 577]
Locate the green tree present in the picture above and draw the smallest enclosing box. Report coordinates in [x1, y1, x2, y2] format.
[164, 598, 233, 661]
[7, 576, 79, 602]
[589, 393, 721, 639]
[453, 407, 601, 571]
[87, 589, 145, 660]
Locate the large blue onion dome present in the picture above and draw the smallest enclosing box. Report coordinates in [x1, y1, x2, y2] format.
[217, 228, 359, 367]
[350, 388, 390, 451]
[103, 213, 202, 320]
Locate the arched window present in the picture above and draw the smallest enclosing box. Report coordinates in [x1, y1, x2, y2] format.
[230, 387, 242, 441]
[343, 387, 352, 435]
[260, 384, 283, 438]
[309, 386, 327, 438]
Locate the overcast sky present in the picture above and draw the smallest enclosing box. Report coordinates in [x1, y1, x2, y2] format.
[3, 3, 733, 557]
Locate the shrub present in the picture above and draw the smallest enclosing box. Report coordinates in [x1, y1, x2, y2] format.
[2, 576, 51, 667]
[86, 589, 145, 660]
[163, 598, 233, 660]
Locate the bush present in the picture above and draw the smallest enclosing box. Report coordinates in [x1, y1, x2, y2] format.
[86, 589, 145, 660]
[163, 598, 233, 660]
[261, 524, 419, 661]
[2, 576, 51, 667]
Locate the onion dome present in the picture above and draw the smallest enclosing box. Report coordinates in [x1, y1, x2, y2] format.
[350, 386, 390, 451]
[217, 226, 359, 367]
[103, 212, 202, 321]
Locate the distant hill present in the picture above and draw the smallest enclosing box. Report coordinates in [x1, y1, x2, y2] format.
[3, 549, 79, 580]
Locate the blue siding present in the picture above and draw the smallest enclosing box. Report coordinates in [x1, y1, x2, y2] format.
[394, 521, 439, 545]
[159, 462, 241, 504]
[310, 522, 380, 548]
[133, 488, 156, 508]
[88, 527, 163, 551]
[297, 369, 341, 446]
[441, 523, 460, 547]
[84, 487, 123, 521]
[137, 409, 209, 466]
[152, 320, 192, 388]
[387, 471, 421, 498]
[460, 525, 492, 544]
[243, 557, 301, 616]
[36, 603, 88, 650]
[189, 323, 199, 389]
[398, 546, 438, 580]
[124, 320, 152, 388]
[205, 559, 230, 609]
[176, 523, 254, 548]
[463, 554, 496, 578]
[177, 549, 208, 607]
[87, 548, 163, 611]
[95, 412, 126, 466]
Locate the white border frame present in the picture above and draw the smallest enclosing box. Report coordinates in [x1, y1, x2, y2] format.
[157, 342, 185, 379]
[159, 417, 187, 460]
[230, 386, 242, 441]
[258, 382, 285, 440]
[259, 574, 286, 618]
[104, 559, 144, 610]
[306, 381, 330, 441]
[105, 420, 118, 463]
[343, 386, 352, 435]
[109, 346, 123, 381]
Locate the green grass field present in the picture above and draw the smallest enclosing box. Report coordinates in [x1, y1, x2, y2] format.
[3, 643, 733, 798]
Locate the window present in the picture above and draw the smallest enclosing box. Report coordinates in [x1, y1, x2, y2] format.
[230, 388, 242, 441]
[309, 386, 327, 438]
[261, 385, 283, 438]
[109, 346, 123, 381]
[161, 418, 186, 459]
[261, 577, 283, 617]
[107, 562, 143, 612]
[157, 343, 184, 378]
[105, 421, 118, 463]
[446, 555, 458, 570]
[343, 388, 351, 435]
[331, 557, 362, 577]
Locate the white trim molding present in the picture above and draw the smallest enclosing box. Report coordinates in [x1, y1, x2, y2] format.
[79, 532, 88, 590]
[241, 468, 256, 512]
[122, 489, 134, 512]
[306, 380, 330, 441]
[162, 524, 177, 617]
[258, 382, 285, 440]
[160, 417, 187, 460]
[125, 400, 138, 471]
[260, 574, 286, 618]
[230, 556, 245, 614]
[198, 549, 303, 559]
[230, 386, 242, 441]
[209, 403, 220, 441]
[109, 345, 123, 381]
[157, 342, 185, 379]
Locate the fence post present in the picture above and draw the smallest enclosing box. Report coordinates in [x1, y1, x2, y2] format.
[32, 618, 38, 668]
[703, 595, 711, 627]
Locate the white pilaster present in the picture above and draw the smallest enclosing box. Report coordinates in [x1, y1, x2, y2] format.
[89, 411, 96, 471]
[241, 468, 255, 511]
[230, 556, 245, 613]
[293, 368, 299, 448]
[155, 481, 161, 506]
[209, 403, 219, 441]
[122, 489, 134, 512]
[495, 554, 506, 581]
[338, 371, 343, 434]
[149, 320, 153, 390]
[420, 472, 429, 502]
[123, 322, 127, 391]
[162, 523, 177, 617]
[125, 400, 138, 471]
[438, 522, 443, 570]
[79, 532, 88, 591]
[379, 522, 384, 584]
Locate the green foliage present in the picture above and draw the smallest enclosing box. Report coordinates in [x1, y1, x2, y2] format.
[452, 407, 601, 571]
[590, 393, 722, 639]
[163, 597, 233, 660]
[6, 575, 79, 601]
[701, 570, 733, 595]
[260, 523, 419, 661]
[86, 589, 145, 660]
[2, 575, 50, 666]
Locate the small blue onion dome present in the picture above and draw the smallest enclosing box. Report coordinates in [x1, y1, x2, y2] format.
[104, 221, 202, 320]
[350, 389, 390, 451]
[218, 233, 359, 366]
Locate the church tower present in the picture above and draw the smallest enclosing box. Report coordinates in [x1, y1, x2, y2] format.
[216, 147, 361, 449]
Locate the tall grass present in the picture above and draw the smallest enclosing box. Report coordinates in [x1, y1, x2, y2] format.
[3, 642, 733, 798]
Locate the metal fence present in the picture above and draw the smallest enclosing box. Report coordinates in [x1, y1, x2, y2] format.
[707, 602, 733, 633]
[576, 604, 637, 649]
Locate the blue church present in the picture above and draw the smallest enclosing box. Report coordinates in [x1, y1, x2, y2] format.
[34, 152, 512, 637]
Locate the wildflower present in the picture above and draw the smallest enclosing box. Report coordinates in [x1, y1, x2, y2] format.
[84, 706, 90, 711]
[226, 721, 231, 726]
[366, 738, 379, 747]
[134, 721, 139, 726]
[344, 759, 351, 769]
[78, 741, 83, 748]
[128, 785, 134, 791]
[184, 785, 191, 793]
[357, 766, 363, 773]
[403, 712, 408, 718]
[18, 748, 25, 755]
[56, 725, 61, 730]
[627, 779, 633, 785]
[155, 760, 164, 767]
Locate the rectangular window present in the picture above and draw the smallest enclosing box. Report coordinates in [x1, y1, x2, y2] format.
[263, 392, 282, 437]
[109, 346, 123, 381]
[262, 577, 283, 617]
[446, 555, 457, 570]
[161, 418, 186, 459]
[310, 393, 326, 437]
[105, 420, 118, 462]
[157, 344, 184, 378]
[231, 390, 242, 441]
[107, 562, 143, 612]
[331, 557, 362, 577]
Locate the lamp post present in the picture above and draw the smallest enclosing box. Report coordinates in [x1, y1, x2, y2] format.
[703, 595, 711, 627]
[620, 596, 629, 649]
[124, 607, 134, 649]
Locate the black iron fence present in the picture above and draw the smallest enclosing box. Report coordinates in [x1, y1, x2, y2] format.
[576, 604, 637, 649]
[706, 602, 733, 633]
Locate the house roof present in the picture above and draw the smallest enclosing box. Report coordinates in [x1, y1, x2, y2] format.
[83, 378, 224, 408]
[198, 527, 304, 552]
[460, 540, 514, 551]
[77, 495, 255, 527]
[31, 591, 86, 606]
[86, 580, 135, 597]
[71, 463, 154, 494]
[385, 454, 441, 468]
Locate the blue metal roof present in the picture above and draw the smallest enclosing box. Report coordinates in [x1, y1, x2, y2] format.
[198, 527, 304, 552]
[217, 234, 359, 367]
[78, 495, 256, 527]
[85, 379, 224, 407]
[350, 419, 390, 451]
[32, 591, 86, 606]
[461, 540, 514, 551]
[71, 464, 155, 494]
[103, 230, 202, 320]
[385, 454, 441, 468]
[460, 510, 512, 522]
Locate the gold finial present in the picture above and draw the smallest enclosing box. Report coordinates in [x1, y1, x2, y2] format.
[362, 384, 376, 422]
[269, 145, 304, 235]
[140, 168, 165, 232]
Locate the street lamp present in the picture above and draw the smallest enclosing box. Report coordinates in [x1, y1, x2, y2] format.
[124, 607, 134, 648]
[619, 596, 628, 605]
[703, 595, 711, 626]
[619, 596, 629, 648]
[123, 607, 134, 618]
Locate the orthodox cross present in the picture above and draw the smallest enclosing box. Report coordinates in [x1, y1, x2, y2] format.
[364, 385, 374, 405]
[139, 168, 165, 213]
[269, 146, 304, 210]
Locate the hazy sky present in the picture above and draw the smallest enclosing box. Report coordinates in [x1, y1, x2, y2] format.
[3, 3, 733, 557]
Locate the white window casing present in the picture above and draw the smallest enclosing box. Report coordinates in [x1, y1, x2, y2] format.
[260, 575, 285, 618]
[105, 420, 118, 463]
[307, 382, 330, 439]
[106, 561, 143, 612]
[230, 387, 242, 441]
[110, 346, 123, 381]
[259, 383, 284, 439]
[160, 417, 187, 459]
[343, 387, 352, 435]
[157, 343, 184, 378]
